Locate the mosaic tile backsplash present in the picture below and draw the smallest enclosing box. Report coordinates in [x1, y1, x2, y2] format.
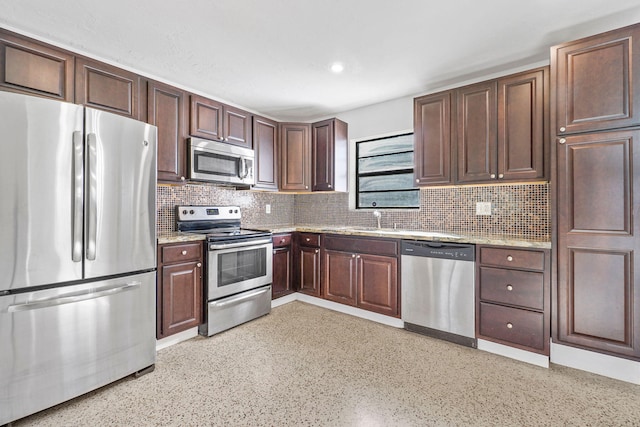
[158, 182, 549, 241]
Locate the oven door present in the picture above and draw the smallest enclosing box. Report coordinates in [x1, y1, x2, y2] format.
[207, 239, 273, 300]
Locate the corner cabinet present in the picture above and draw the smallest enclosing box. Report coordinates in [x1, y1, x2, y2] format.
[294, 232, 321, 296]
[323, 235, 399, 317]
[280, 123, 312, 191]
[157, 242, 204, 339]
[272, 233, 293, 298]
[0, 29, 74, 102]
[148, 80, 188, 184]
[311, 118, 348, 192]
[253, 115, 279, 190]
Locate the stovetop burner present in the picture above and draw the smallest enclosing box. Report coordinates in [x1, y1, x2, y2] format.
[175, 205, 271, 243]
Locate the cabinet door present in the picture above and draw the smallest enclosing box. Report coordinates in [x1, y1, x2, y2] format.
[253, 116, 279, 190]
[272, 246, 292, 298]
[0, 30, 74, 102]
[148, 80, 188, 183]
[190, 95, 223, 141]
[298, 246, 321, 296]
[159, 261, 203, 339]
[552, 23, 640, 135]
[456, 81, 497, 183]
[312, 118, 348, 191]
[75, 57, 143, 120]
[280, 123, 311, 191]
[498, 67, 548, 181]
[323, 249, 357, 306]
[414, 91, 452, 185]
[223, 105, 252, 148]
[357, 254, 398, 317]
[556, 129, 640, 358]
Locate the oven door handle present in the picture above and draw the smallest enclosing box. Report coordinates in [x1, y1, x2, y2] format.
[212, 286, 271, 309]
[209, 237, 272, 250]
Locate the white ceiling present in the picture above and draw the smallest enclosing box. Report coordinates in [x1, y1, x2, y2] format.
[2, 0, 640, 121]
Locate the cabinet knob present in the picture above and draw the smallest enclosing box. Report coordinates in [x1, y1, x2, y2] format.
[490, 174, 496, 179]
[559, 138, 566, 145]
[306, 238, 311, 242]
[280, 238, 286, 243]
[305, 186, 309, 189]
[196, 262, 202, 268]
[180, 176, 186, 181]
[506, 285, 513, 291]
[352, 254, 356, 258]
[507, 255, 513, 262]
[498, 174, 504, 179]
[559, 127, 566, 132]
[315, 249, 319, 254]
[506, 322, 513, 329]
[416, 179, 419, 183]
[357, 255, 361, 259]
[181, 250, 187, 255]
[328, 184, 332, 188]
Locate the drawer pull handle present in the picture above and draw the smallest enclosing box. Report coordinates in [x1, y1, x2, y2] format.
[506, 322, 513, 329]
[306, 238, 311, 242]
[280, 239, 286, 243]
[507, 255, 513, 262]
[506, 285, 513, 291]
[181, 250, 187, 255]
[196, 263, 202, 268]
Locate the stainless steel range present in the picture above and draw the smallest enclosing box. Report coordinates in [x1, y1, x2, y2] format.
[176, 206, 272, 336]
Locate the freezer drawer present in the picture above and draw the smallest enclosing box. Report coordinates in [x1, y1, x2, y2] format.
[0, 272, 156, 425]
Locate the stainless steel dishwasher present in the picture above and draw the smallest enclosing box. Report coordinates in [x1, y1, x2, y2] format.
[401, 240, 476, 348]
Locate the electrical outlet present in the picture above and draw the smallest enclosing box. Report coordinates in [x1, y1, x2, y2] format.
[265, 204, 271, 214]
[476, 202, 492, 216]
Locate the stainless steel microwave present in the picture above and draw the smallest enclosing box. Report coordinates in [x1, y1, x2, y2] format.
[188, 137, 255, 186]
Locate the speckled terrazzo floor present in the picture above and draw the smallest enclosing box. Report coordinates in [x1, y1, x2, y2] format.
[12, 301, 640, 426]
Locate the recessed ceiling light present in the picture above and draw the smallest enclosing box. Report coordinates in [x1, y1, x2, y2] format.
[330, 62, 344, 73]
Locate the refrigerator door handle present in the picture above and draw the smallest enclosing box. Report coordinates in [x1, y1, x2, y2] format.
[86, 133, 98, 261]
[7, 281, 141, 312]
[72, 131, 84, 262]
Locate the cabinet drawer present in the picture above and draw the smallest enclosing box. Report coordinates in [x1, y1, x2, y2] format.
[479, 267, 544, 310]
[298, 232, 320, 247]
[479, 247, 545, 271]
[273, 233, 292, 248]
[324, 235, 398, 257]
[161, 242, 203, 264]
[479, 302, 545, 351]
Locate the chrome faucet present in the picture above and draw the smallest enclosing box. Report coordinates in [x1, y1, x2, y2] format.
[373, 210, 381, 229]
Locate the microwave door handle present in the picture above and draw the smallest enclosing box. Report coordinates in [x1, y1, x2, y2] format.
[239, 158, 248, 179]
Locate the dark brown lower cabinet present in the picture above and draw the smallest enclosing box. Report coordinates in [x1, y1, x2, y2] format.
[157, 242, 204, 339]
[476, 245, 550, 355]
[323, 235, 399, 317]
[555, 129, 640, 359]
[272, 233, 293, 299]
[295, 233, 321, 296]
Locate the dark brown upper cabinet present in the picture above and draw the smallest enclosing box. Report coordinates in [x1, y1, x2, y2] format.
[456, 81, 497, 183]
[0, 29, 74, 102]
[279, 122, 311, 191]
[75, 57, 144, 120]
[189, 94, 252, 148]
[497, 67, 548, 181]
[147, 80, 188, 184]
[413, 91, 453, 185]
[311, 118, 348, 192]
[253, 115, 279, 191]
[552, 23, 640, 135]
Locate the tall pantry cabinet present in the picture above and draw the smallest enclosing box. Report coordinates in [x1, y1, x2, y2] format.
[552, 23, 640, 359]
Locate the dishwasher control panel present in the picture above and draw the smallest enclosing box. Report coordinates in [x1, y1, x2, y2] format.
[401, 240, 475, 261]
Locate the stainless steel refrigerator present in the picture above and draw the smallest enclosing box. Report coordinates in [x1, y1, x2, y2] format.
[0, 91, 157, 425]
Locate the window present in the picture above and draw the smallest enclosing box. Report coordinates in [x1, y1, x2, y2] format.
[356, 133, 419, 209]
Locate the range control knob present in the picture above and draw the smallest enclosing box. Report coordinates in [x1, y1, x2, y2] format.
[190, 210, 195, 215]
[182, 210, 187, 215]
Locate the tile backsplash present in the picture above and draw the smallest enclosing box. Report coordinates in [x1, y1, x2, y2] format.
[158, 182, 549, 241]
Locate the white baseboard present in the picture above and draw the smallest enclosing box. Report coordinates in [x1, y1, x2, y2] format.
[271, 293, 297, 308]
[289, 293, 404, 328]
[550, 340, 640, 384]
[156, 327, 199, 352]
[477, 339, 549, 368]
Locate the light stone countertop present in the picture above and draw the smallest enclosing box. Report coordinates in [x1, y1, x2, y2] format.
[157, 232, 207, 245]
[248, 225, 552, 249]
